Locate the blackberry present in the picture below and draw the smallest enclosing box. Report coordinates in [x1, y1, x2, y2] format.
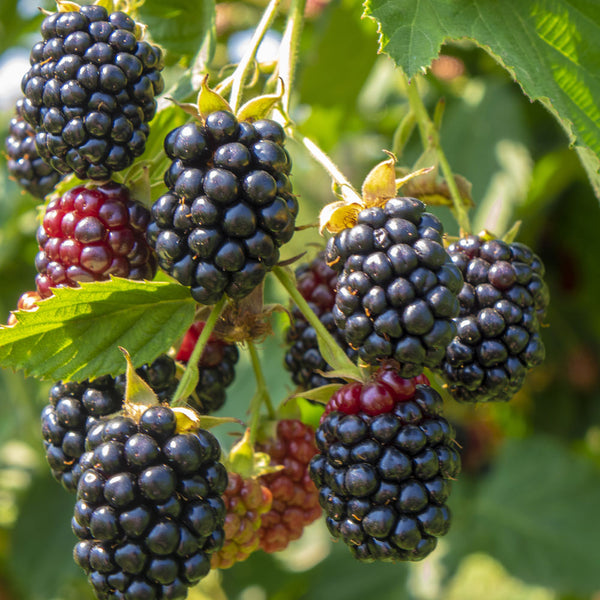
[326, 197, 462, 376]
[35, 181, 157, 298]
[284, 252, 358, 390]
[256, 420, 321, 553]
[147, 112, 298, 304]
[309, 366, 460, 562]
[7, 290, 41, 326]
[211, 472, 272, 569]
[438, 235, 549, 403]
[5, 99, 63, 198]
[176, 322, 239, 414]
[21, 5, 164, 180]
[42, 355, 179, 492]
[72, 405, 226, 599]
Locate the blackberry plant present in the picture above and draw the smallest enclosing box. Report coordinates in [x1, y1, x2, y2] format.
[5, 99, 63, 198]
[310, 366, 460, 562]
[147, 84, 298, 305]
[20, 3, 164, 180]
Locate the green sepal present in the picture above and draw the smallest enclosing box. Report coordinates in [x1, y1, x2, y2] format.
[120, 347, 159, 407]
[291, 383, 342, 406]
[173, 407, 242, 434]
[166, 97, 200, 120]
[225, 429, 282, 478]
[275, 395, 303, 420]
[56, 0, 81, 12]
[502, 221, 522, 244]
[197, 75, 233, 121]
[236, 87, 283, 122]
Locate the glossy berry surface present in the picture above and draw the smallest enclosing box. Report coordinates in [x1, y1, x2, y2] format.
[284, 252, 357, 390]
[20, 5, 164, 180]
[211, 472, 272, 569]
[438, 235, 549, 403]
[176, 322, 239, 414]
[326, 198, 462, 376]
[309, 365, 460, 562]
[5, 99, 63, 198]
[256, 419, 321, 553]
[148, 112, 297, 304]
[35, 182, 157, 298]
[72, 405, 226, 600]
[41, 355, 181, 492]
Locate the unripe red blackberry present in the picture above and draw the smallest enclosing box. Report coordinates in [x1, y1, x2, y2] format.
[326, 198, 462, 376]
[21, 5, 164, 180]
[147, 112, 298, 304]
[310, 366, 460, 562]
[72, 405, 226, 599]
[211, 472, 272, 569]
[5, 99, 63, 198]
[256, 419, 322, 553]
[438, 235, 549, 403]
[41, 355, 179, 492]
[176, 322, 239, 414]
[284, 252, 357, 390]
[35, 181, 157, 298]
[7, 290, 41, 326]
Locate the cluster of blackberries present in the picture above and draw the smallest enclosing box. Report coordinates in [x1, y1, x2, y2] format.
[175, 322, 239, 414]
[5, 99, 64, 199]
[310, 366, 460, 562]
[34, 182, 157, 298]
[284, 252, 357, 390]
[438, 235, 549, 402]
[326, 198, 462, 376]
[41, 355, 179, 492]
[20, 4, 164, 181]
[147, 112, 298, 305]
[72, 405, 226, 599]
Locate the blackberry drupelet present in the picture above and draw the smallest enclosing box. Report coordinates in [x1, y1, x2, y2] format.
[211, 472, 272, 569]
[309, 365, 460, 562]
[284, 252, 357, 390]
[42, 355, 180, 492]
[176, 322, 239, 414]
[21, 5, 164, 180]
[326, 197, 463, 376]
[147, 112, 298, 304]
[256, 419, 321, 553]
[437, 234, 549, 403]
[5, 99, 63, 198]
[72, 405, 226, 599]
[35, 181, 157, 298]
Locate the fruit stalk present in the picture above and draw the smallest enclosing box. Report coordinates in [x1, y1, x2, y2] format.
[273, 266, 361, 379]
[172, 295, 227, 404]
[228, 0, 282, 112]
[247, 340, 275, 445]
[402, 71, 471, 234]
[278, 0, 307, 114]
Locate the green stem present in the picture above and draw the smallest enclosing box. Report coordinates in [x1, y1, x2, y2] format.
[228, 0, 282, 112]
[403, 72, 471, 234]
[171, 296, 227, 406]
[272, 266, 361, 379]
[247, 341, 275, 445]
[289, 130, 363, 206]
[278, 0, 306, 114]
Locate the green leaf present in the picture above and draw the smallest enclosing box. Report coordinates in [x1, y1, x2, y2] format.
[138, 0, 215, 59]
[447, 436, 600, 594]
[0, 278, 195, 382]
[363, 0, 600, 198]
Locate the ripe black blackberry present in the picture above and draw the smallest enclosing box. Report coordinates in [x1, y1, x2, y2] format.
[284, 252, 357, 390]
[72, 405, 226, 600]
[42, 355, 179, 492]
[309, 366, 460, 562]
[437, 234, 549, 403]
[147, 112, 298, 304]
[175, 322, 239, 414]
[326, 197, 463, 376]
[35, 182, 157, 298]
[5, 99, 63, 198]
[20, 5, 164, 180]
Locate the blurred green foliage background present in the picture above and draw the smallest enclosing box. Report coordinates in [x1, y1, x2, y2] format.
[1, 0, 600, 599]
